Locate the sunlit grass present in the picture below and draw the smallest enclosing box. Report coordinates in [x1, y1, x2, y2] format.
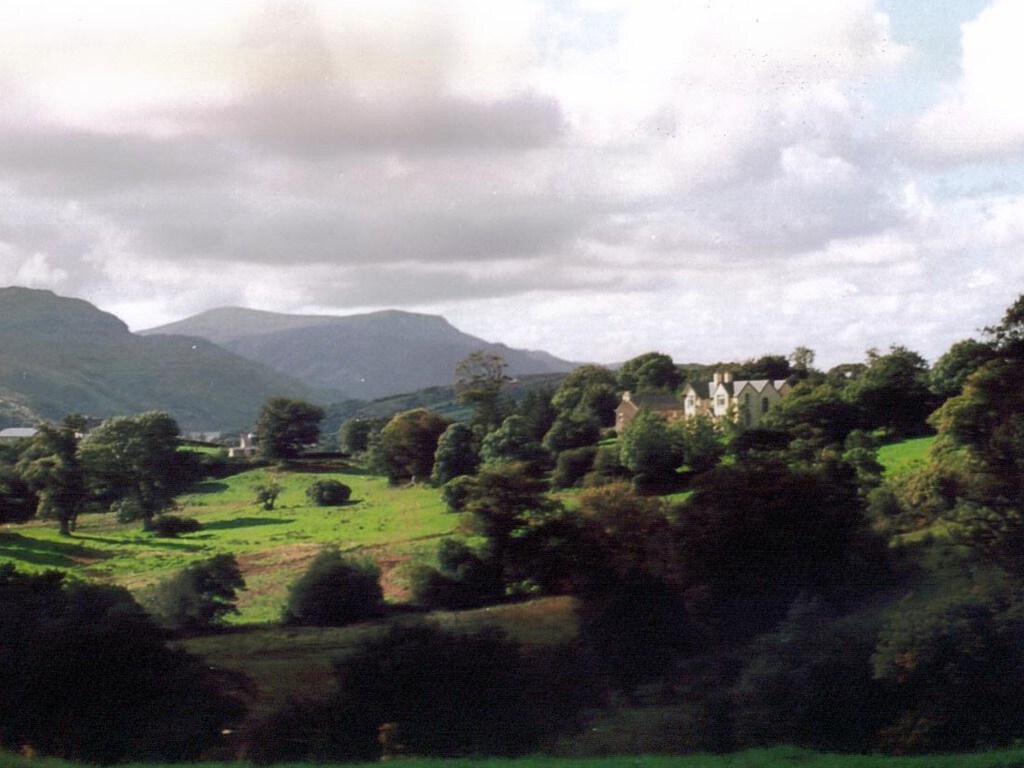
[0, 464, 457, 623]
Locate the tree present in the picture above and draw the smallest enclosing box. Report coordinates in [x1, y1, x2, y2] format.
[149, 554, 246, 630]
[16, 417, 86, 536]
[515, 386, 559, 440]
[673, 414, 725, 473]
[459, 462, 562, 584]
[79, 411, 182, 529]
[789, 346, 817, 376]
[431, 422, 479, 485]
[762, 380, 861, 451]
[255, 479, 281, 510]
[338, 418, 385, 455]
[479, 415, 550, 473]
[542, 410, 601, 454]
[371, 408, 451, 483]
[255, 397, 325, 460]
[732, 597, 889, 751]
[282, 549, 383, 626]
[929, 338, 994, 400]
[0, 464, 37, 524]
[616, 352, 681, 393]
[872, 578, 1024, 752]
[850, 345, 936, 437]
[550, 365, 619, 427]
[925, 295, 1024, 574]
[733, 354, 791, 381]
[0, 564, 241, 762]
[455, 352, 510, 431]
[618, 410, 683, 483]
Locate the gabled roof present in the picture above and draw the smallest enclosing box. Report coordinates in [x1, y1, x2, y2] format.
[684, 381, 711, 399]
[621, 392, 683, 412]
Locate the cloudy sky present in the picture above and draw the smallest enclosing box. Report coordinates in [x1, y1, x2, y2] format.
[1, 0, 1022, 367]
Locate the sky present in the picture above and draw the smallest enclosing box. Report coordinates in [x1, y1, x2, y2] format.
[1, 1, 1022, 369]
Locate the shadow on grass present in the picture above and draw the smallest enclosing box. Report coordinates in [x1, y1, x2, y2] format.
[201, 516, 294, 532]
[0, 532, 112, 569]
[190, 480, 230, 494]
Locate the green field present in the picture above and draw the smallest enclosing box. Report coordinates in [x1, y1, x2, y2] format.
[876, 436, 935, 480]
[5, 747, 1024, 768]
[0, 462, 456, 622]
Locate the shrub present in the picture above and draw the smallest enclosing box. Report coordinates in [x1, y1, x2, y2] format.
[551, 445, 598, 489]
[305, 478, 352, 506]
[150, 514, 202, 537]
[408, 539, 503, 609]
[441, 474, 474, 513]
[282, 548, 383, 626]
[254, 481, 281, 510]
[322, 622, 592, 758]
[148, 554, 246, 631]
[0, 565, 241, 763]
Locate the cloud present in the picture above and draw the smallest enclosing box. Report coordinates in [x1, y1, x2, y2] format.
[908, 0, 1024, 162]
[0, 0, 1016, 372]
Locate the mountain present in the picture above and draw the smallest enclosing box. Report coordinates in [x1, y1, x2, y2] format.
[0, 287, 321, 430]
[142, 307, 576, 400]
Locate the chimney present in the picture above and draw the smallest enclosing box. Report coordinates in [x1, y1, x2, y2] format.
[724, 371, 733, 383]
[713, 371, 723, 385]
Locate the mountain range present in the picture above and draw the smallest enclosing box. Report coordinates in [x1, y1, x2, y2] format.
[142, 306, 575, 401]
[0, 287, 575, 431]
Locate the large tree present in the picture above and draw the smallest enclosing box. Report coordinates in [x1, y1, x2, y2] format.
[455, 352, 510, 431]
[16, 417, 86, 536]
[372, 408, 451, 483]
[616, 352, 681, 393]
[850, 345, 936, 437]
[79, 411, 182, 529]
[255, 397, 325, 460]
[925, 295, 1024, 574]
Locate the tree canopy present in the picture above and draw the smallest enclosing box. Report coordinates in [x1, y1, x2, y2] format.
[255, 397, 325, 460]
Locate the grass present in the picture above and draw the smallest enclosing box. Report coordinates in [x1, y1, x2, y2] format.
[6, 747, 1024, 768]
[0, 463, 457, 623]
[877, 436, 935, 480]
[178, 595, 579, 717]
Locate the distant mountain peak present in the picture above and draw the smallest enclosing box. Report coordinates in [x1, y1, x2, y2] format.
[143, 306, 576, 400]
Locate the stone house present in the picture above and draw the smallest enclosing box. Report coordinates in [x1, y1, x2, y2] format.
[616, 371, 791, 431]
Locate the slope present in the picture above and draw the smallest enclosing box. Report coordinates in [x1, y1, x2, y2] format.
[142, 307, 575, 400]
[0, 287, 322, 430]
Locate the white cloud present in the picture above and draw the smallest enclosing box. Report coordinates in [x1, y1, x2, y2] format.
[909, 0, 1024, 161]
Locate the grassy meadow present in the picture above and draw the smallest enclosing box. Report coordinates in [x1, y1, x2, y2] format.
[876, 436, 935, 479]
[0, 460, 456, 622]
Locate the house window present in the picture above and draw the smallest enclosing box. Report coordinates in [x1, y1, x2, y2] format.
[762, 397, 770, 414]
[716, 395, 726, 407]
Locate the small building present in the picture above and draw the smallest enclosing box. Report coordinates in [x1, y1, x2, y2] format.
[615, 391, 685, 431]
[228, 433, 256, 459]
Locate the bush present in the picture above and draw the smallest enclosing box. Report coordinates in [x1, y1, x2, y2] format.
[305, 478, 352, 506]
[148, 554, 246, 631]
[255, 481, 281, 510]
[441, 474, 474, 513]
[552, 445, 597, 489]
[0, 564, 242, 763]
[408, 539, 503, 609]
[308, 621, 593, 759]
[282, 548, 383, 626]
[150, 514, 202, 537]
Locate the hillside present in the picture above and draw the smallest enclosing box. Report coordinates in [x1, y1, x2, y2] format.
[0, 287, 322, 430]
[142, 307, 576, 400]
